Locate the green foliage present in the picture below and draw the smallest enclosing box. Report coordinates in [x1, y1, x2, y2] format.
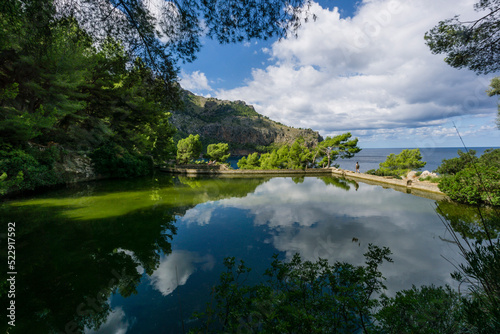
[444, 231, 500, 333]
[438, 149, 500, 206]
[438, 195, 500, 334]
[435, 149, 479, 175]
[439, 166, 500, 206]
[255, 143, 280, 153]
[91, 56, 178, 162]
[373, 148, 426, 177]
[176, 134, 202, 164]
[237, 152, 261, 169]
[487, 77, 500, 129]
[0, 14, 90, 146]
[0, 149, 62, 194]
[45, 0, 314, 85]
[488, 77, 500, 97]
[247, 145, 291, 170]
[237, 138, 315, 170]
[0, 0, 319, 191]
[259, 151, 280, 170]
[425, 1, 499, 128]
[205, 143, 230, 163]
[275, 145, 290, 168]
[236, 156, 248, 169]
[90, 143, 152, 178]
[288, 137, 312, 170]
[456, 242, 500, 334]
[191, 244, 393, 333]
[424, 0, 500, 75]
[0, 3, 179, 195]
[237, 133, 359, 170]
[365, 169, 403, 179]
[481, 147, 500, 168]
[313, 132, 361, 168]
[376, 285, 463, 334]
[420, 175, 441, 183]
[191, 232, 500, 333]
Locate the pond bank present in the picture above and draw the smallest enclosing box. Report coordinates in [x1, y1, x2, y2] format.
[159, 166, 447, 201]
[333, 169, 447, 201]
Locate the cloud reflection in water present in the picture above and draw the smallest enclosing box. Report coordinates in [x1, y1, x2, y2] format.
[85, 306, 132, 334]
[181, 177, 461, 295]
[150, 251, 215, 296]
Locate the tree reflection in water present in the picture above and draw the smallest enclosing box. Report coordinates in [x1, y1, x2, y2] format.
[0, 175, 268, 333]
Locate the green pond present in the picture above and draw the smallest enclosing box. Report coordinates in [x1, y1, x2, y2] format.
[0, 174, 475, 333]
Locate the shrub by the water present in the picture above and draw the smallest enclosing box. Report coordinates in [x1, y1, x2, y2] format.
[435, 149, 479, 175]
[366, 169, 403, 179]
[0, 149, 62, 195]
[377, 148, 426, 177]
[437, 149, 500, 206]
[90, 143, 152, 178]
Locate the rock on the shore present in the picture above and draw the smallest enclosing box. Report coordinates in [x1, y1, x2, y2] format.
[419, 170, 439, 179]
[53, 152, 100, 183]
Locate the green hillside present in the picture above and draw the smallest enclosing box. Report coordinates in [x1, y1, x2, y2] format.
[171, 90, 323, 154]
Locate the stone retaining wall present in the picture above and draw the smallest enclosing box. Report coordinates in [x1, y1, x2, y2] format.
[159, 166, 447, 201]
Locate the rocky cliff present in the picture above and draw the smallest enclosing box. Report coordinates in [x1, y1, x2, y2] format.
[171, 90, 323, 154]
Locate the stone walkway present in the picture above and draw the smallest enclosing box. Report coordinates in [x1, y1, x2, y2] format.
[330, 169, 446, 201]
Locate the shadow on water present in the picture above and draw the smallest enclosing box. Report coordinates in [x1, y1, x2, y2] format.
[321, 176, 358, 191]
[436, 201, 500, 241]
[0, 174, 270, 334]
[1, 195, 177, 333]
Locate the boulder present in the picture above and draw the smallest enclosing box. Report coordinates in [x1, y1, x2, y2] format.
[419, 170, 438, 179]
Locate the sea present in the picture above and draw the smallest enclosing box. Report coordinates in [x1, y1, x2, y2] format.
[228, 147, 499, 173]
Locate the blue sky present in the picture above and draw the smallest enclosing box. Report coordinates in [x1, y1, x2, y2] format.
[179, 0, 499, 148]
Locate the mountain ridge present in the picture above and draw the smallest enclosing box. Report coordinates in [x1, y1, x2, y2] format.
[171, 90, 323, 154]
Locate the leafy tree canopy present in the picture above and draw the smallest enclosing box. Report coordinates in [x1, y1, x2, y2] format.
[313, 132, 361, 168]
[238, 137, 312, 170]
[237, 152, 261, 170]
[4, 0, 315, 82]
[288, 137, 312, 169]
[205, 143, 230, 163]
[371, 148, 426, 177]
[487, 77, 500, 128]
[425, 0, 500, 128]
[176, 134, 202, 164]
[424, 0, 500, 75]
[238, 133, 360, 170]
[0, 6, 178, 193]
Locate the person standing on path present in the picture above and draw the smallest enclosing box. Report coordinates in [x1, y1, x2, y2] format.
[355, 162, 360, 173]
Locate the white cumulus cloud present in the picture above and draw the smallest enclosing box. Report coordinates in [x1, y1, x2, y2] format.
[215, 0, 498, 145]
[180, 70, 213, 92]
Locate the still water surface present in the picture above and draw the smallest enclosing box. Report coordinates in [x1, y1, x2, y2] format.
[1, 174, 466, 333]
